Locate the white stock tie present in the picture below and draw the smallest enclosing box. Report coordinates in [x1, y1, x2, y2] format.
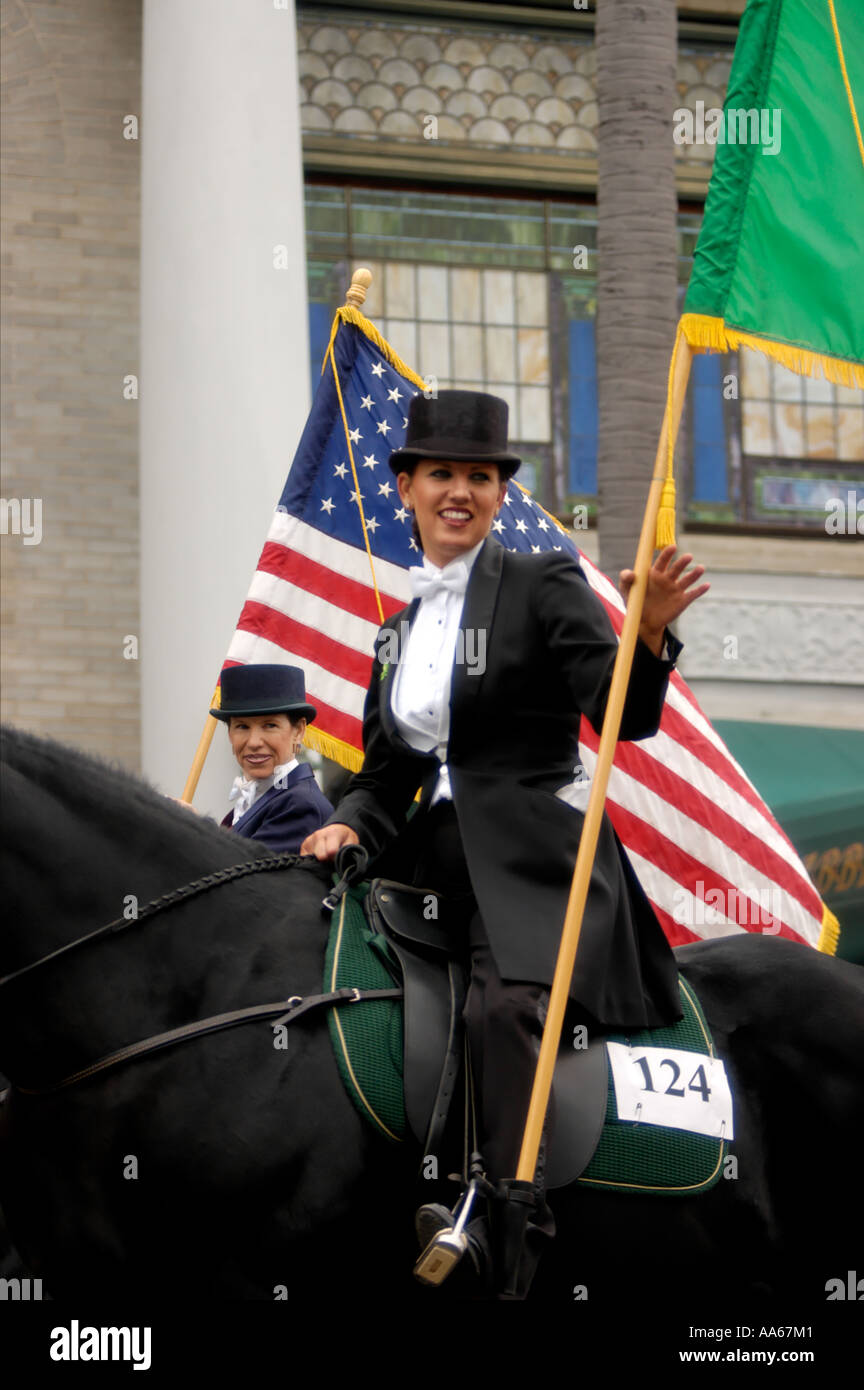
[228, 778, 255, 823]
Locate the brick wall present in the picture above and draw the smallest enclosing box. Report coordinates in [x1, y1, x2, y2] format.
[1, 0, 142, 768]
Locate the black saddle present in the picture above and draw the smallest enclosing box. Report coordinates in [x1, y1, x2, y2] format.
[365, 878, 608, 1190]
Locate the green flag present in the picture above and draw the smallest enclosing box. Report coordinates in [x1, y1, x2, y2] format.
[680, 0, 864, 388]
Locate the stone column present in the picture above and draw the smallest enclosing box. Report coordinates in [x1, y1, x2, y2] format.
[139, 0, 309, 813]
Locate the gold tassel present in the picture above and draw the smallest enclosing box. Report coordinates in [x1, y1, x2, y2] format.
[817, 902, 841, 955]
[655, 477, 677, 547]
[655, 328, 684, 548]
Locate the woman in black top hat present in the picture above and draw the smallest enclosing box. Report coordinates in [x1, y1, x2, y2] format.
[213, 664, 333, 855]
[301, 389, 708, 1295]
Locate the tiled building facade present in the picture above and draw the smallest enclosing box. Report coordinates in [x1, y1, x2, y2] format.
[297, 17, 730, 171]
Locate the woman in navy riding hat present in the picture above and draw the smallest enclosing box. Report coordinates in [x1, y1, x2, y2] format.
[301, 389, 709, 1295]
[213, 664, 333, 855]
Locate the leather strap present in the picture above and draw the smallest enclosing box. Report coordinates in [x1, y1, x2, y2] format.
[1, 986, 403, 1099]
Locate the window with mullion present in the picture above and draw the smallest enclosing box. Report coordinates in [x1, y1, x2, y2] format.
[305, 183, 863, 531]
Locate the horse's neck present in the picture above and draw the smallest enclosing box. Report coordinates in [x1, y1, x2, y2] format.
[5, 782, 247, 972]
[1, 780, 329, 1089]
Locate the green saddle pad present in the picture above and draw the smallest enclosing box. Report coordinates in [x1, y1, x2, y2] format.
[323, 881, 407, 1143]
[576, 977, 729, 1196]
[324, 880, 729, 1195]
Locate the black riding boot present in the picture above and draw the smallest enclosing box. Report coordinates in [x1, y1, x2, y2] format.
[488, 1178, 555, 1300]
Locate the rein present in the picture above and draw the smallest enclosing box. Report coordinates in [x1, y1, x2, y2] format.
[1, 988, 403, 1099]
[0, 852, 311, 989]
[0, 846, 401, 1099]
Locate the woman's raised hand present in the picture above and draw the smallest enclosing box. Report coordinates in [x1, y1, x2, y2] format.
[619, 546, 710, 655]
[300, 822, 360, 861]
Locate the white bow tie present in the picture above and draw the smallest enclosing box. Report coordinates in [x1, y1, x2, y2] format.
[408, 560, 470, 601]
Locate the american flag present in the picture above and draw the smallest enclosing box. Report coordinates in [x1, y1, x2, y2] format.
[223, 306, 836, 954]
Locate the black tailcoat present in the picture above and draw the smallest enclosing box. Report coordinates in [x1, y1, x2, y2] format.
[221, 763, 333, 855]
[327, 536, 683, 1029]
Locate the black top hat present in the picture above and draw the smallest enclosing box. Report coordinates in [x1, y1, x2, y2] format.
[388, 389, 521, 478]
[211, 664, 317, 723]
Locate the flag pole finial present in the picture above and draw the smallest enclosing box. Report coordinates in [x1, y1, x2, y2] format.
[344, 267, 373, 308]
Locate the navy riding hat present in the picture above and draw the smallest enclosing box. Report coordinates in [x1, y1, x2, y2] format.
[388, 389, 521, 478]
[211, 664, 317, 723]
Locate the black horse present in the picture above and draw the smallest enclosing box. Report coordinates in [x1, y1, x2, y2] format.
[1, 724, 862, 1304]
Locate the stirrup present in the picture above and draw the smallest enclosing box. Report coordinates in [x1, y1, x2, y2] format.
[413, 1180, 481, 1286]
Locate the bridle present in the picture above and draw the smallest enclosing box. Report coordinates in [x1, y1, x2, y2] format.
[0, 847, 401, 1099]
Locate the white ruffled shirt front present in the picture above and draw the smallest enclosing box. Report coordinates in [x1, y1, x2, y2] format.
[228, 758, 298, 825]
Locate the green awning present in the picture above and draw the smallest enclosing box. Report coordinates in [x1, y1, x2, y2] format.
[715, 722, 864, 963]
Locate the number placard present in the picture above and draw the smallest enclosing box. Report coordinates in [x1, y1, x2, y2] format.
[606, 1042, 734, 1139]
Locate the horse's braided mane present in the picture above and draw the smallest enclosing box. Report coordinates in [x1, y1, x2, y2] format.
[0, 721, 263, 858]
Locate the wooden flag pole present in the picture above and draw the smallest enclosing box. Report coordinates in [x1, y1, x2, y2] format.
[178, 267, 376, 804]
[180, 687, 221, 804]
[515, 333, 693, 1184]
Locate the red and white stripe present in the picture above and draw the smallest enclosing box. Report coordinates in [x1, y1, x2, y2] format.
[224, 512, 824, 950]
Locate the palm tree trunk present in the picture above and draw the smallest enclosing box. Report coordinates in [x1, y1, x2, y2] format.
[595, 0, 679, 583]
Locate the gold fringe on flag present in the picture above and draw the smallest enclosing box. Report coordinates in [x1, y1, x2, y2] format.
[817, 902, 841, 956]
[323, 304, 429, 392]
[680, 314, 864, 390]
[304, 725, 364, 773]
